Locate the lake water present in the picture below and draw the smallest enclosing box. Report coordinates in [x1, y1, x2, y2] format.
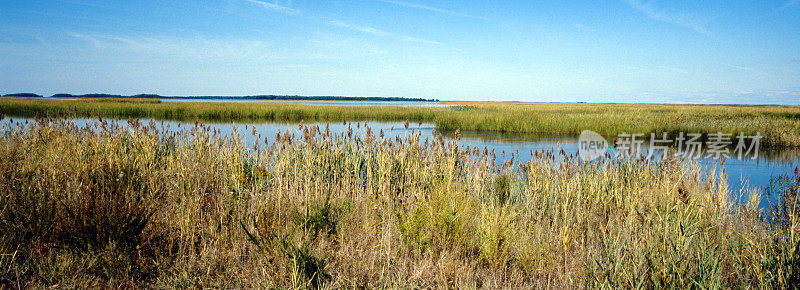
[163, 99, 451, 107]
[2, 117, 797, 209]
[50, 98, 450, 107]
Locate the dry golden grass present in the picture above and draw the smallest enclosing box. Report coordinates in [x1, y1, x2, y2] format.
[1, 116, 799, 288]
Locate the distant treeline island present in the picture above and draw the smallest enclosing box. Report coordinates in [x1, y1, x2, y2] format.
[1, 93, 439, 102]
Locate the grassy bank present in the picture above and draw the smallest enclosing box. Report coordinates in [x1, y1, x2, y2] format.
[1, 117, 799, 288]
[1, 97, 800, 146]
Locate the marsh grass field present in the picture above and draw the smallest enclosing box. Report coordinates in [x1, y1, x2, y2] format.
[1, 99, 800, 288]
[2, 97, 800, 146]
[0, 114, 799, 288]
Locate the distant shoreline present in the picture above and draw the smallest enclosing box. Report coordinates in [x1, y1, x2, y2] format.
[1, 93, 439, 102]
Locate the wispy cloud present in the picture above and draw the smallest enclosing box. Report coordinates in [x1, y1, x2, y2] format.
[753, 0, 798, 19]
[0, 33, 15, 45]
[239, 0, 438, 45]
[573, 23, 596, 33]
[244, 0, 299, 15]
[780, 0, 800, 10]
[378, 0, 490, 21]
[328, 20, 440, 45]
[625, 65, 691, 75]
[34, 35, 49, 47]
[63, 32, 307, 61]
[68, 32, 106, 48]
[329, 20, 390, 36]
[621, 0, 712, 36]
[721, 63, 770, 76]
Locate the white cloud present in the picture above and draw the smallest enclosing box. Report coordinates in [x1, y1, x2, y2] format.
[329, 20, 390, 36]
[625, 65, 691, 75]
[0, 33, 15, 44]
[573, 23, 597, 32]
[621, 0, 712, 36]
[64, 33, 283, 60]
[328, 20, 440, 45]
[721, 63, 770, 76]
[780, 0, 800, 10]
[240, 0, 438, 45]
[68, 32, 106, 48]
[377, 0, 490, 21]
[244, 0, 298, 15]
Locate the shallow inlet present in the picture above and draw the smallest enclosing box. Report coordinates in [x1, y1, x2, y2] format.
[3, 116, 798, 209]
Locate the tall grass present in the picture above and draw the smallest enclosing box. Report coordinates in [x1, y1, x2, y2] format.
[1, 98, 799, 146]
[0, 116, 799, 288]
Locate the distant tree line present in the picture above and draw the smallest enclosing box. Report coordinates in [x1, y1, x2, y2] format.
[3, 93, 43, 98]
[2, 93, 438, 102]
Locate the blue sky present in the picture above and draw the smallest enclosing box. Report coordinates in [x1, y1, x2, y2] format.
[1, 0, 799, 104]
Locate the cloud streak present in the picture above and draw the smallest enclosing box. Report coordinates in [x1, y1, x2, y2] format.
[378, 0, 490, 21]
[780, 0, 800, 10]
[244, 0, 299, 15]
[329, 20, 440, 45]
[621, 0, 712, 36]
[721, 63, 770, 76]
[68, 32, 106, 48]
[63, 32, 306, 62]
[0, 33, 15, 45]
[240, 0, 438, 45]
[573, 23, 596, 33]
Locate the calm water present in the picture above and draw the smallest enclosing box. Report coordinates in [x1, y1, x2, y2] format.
[50, 98, 450, 107]
[3, 117, 798, 208]
[162, 99, 451, 107]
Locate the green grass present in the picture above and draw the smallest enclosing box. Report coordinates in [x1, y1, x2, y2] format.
[1, 117, 800, 288]
[1, 97, 799, 146]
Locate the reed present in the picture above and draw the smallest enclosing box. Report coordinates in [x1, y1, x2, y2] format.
[0, 116, 799, 288]
[1, 97, 799, 146]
